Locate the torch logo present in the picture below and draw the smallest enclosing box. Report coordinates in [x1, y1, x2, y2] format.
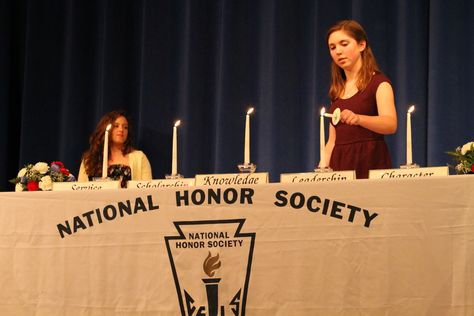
[165, 219, 256, 316]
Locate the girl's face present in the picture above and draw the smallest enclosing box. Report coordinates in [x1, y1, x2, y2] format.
[328, 30, 366, 71]
[111, 116, 128, 146]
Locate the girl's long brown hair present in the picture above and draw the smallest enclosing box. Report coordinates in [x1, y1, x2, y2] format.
[82, 110, 135, 177]
[327, 20, 380, 101]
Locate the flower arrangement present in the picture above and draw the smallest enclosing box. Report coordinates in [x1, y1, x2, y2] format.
[108, 164, 131, 188]
[447, 141, 474, 174]
[10, 161, 76, 191]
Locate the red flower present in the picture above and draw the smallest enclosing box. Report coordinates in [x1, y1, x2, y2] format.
[27, 181, 39, 191]
[51, 161, 64, 168]
[60, 167, 70, 176]
[471, 164, 474, 173]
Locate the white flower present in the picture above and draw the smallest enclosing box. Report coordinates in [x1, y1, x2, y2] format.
[33, 162, 49, 174]
[461, 142, 474, 155]
[17, 167, 27, 177]
[39, 175, 53, 191]
[15, 183, 24, 192]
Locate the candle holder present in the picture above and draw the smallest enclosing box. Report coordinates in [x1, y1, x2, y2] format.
[400, 163, 419, 169]
[165, 173, 184, 179]
[237, 163, 257, 173]
[314, 166, 333, 173]
[92, 177, 113, 181]
[324, 107, 341, 125]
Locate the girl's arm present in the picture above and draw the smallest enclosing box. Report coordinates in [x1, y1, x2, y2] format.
[339, 82, 397, 135]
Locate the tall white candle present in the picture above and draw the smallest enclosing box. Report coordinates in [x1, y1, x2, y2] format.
[172, 120, 181, 175]
[244, 107, 254, 165]
[102, 123, 112, 178]
[407, 105, 415, 165]
[320, 107, 326, 168]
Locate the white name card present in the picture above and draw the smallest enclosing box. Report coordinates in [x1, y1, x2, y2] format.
[52, 180, 121, 191]
[195, 173, 269, 186]
[368, 166, 449, 179]
[280, 170, 356, 183]
[127, 178, 195, 189]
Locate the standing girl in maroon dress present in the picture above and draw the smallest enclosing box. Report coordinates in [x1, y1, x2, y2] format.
[323, 20, 397, 179]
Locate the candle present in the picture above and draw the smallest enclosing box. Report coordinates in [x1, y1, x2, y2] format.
[102, 123, 112, 178]
[406, 105, 415, 165]
[172, 120, 181, 175]
[320, 107, 326, 168]
[244, 107, 254, 165]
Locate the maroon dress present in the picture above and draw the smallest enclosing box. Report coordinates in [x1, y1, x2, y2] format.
[328, 73, 392, 179]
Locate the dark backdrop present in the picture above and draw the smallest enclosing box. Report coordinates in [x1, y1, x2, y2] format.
[1, 0, 473, 191]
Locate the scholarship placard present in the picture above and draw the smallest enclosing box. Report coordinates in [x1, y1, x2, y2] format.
[127, 178, 195, 189]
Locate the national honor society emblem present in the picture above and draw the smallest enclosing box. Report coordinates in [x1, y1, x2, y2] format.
[165, 219, 256, 316]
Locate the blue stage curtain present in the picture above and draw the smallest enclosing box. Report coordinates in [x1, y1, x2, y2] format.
[1, 0, 473, 190]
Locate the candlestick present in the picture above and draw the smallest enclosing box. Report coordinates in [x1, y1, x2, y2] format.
[102, 123, 112, 179]
[238, 107, 256, 173]
[244, 107, 254, 165]
[407, 105, 414, 165]
[172, 120, 181, 175]
[320, 107, 326, 168]
[401, 105, 418, 169]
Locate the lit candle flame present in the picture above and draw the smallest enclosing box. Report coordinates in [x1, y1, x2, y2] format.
[105, 123, 112, 132]
[247, 107, 254, 115]
[320, 107, 326, 116]
[408, 105, 415, 114]
[174, 120, 181, 127]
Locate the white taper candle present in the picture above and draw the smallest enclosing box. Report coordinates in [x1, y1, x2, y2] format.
[102, 123, 112, 178]
[244, 107, 254, 165]
[320, 107, 326, 168]
[407, 105, 415, 165]
[172, 120, 181, 175]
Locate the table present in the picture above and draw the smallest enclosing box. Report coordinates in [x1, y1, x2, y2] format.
[0, 175, 473, 315]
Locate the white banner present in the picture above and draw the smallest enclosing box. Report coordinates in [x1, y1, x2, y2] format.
[0, 175, 473, 315]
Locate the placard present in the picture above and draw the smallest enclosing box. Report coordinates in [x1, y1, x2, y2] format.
[280, 170, 356, 183]
[127, 178, 195, 189]
[52, 180, 121, 191]
[195, 173, 268, 186]
[368, 166, 449, 179]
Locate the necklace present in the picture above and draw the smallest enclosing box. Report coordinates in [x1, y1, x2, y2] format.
[342, 82, 358, 98]
[342, 89, 358, 98]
